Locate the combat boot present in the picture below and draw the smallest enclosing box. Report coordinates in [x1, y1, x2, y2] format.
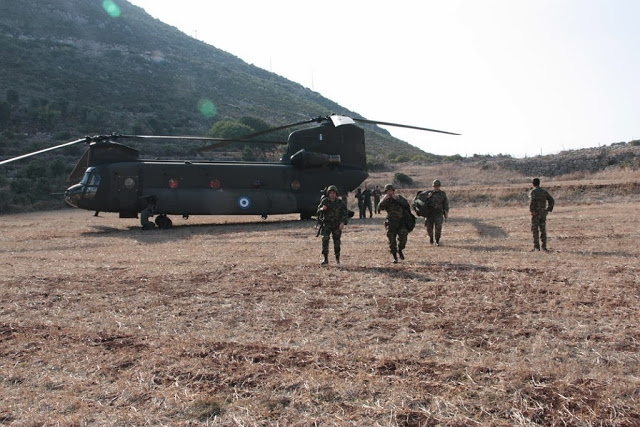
[434, 240, 440, 247]
[335, 253, 340, 264]
[398, 250, 405, 260]
[321, 254, 329, 265]
[392, 253, 398, 264]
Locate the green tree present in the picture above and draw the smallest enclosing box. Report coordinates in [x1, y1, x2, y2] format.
[393, 172, 413, 187]
[239, 116, 270, 133]
[207, 120, 254, 139]
[241, 146, 257, 161]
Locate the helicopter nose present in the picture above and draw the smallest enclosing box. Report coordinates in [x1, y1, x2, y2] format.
[64, 183, 84, 208]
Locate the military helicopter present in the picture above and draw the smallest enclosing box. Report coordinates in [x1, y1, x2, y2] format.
[0, 114, 459, 228]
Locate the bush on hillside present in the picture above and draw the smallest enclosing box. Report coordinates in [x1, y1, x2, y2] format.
[393, 172, 413, 187]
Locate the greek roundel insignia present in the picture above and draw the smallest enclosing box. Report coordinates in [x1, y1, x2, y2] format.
[238, 197, 251, 209]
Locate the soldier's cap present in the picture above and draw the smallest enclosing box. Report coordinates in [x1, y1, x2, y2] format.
[433, 179, 441, 186]
[384, 184, 394, 191]
[326, 185, 339, 194]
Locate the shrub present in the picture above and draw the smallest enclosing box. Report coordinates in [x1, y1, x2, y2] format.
[393, 172, 413, 186]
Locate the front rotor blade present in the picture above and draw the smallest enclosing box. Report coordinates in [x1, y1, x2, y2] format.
[67, 148, 90, 184]
[0, 138, 88, 166]
[351, 118, 460, 135]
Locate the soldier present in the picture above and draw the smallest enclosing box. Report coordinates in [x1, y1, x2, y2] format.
[354, 188, 365, 218]
[317, 185, 349, 265]
[372, 185, 382, 214]
[529, 178, 554, 251]
[417, 179, 449, 246]
[140, 196, 157, 230]
[362, 186, 373, 218]
[378, 184, 411, 263]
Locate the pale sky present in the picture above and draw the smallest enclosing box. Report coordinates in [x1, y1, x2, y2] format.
[125, 0, 640, 158]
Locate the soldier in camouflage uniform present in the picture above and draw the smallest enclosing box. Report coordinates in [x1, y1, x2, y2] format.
[372, 186, 382, 214]
[140, 196, 157, 230]
[529, 178, 554, 251]
[378, 184, 411, 263]
[423, 179, 449, 246]
[317, 185, 349, 265]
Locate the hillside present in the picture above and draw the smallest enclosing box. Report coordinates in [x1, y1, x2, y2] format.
[1, 0, 639, 214]
[0, 0, 428, 211]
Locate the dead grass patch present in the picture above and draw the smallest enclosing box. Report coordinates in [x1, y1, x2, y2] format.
[1, 192, 639, 424]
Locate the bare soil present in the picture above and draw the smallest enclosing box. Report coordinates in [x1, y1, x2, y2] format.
[1, 184, 639, 425]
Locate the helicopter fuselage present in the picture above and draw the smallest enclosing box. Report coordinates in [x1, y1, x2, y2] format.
[65, 159, 368, 218]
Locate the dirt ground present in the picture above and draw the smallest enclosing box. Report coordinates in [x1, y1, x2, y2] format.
[1, 196, 639, 425]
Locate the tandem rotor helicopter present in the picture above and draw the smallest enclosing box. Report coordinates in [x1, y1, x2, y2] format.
[0, 114, 459, 228]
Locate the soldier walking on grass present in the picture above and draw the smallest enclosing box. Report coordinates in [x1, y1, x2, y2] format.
[372, 185, 382, 214]
[317, 185, 349, 265]
[378, 184, 411, 263]
[413, 180, 449, 246]
[529, 178, 554, 251]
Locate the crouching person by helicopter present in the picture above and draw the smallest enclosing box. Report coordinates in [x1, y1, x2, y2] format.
[140, 196, 157, 230]
[317, 185, 348, 265]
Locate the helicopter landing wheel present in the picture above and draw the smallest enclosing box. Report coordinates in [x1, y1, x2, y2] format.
[155, 215, 173, 229]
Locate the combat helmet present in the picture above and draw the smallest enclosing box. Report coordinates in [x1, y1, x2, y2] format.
[433, 179, 441, 186]
[384, 184, 395, 191]
[326, 185, 339, 195]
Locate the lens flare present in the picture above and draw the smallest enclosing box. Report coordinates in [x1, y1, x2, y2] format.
[102, 0, 121, 18]
[197, 99, 217, 118]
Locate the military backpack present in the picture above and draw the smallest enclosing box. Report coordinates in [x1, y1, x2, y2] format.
[412, 190, 433, 217]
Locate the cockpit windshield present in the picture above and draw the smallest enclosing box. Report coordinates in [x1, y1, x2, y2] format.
[80, 168, 100, 186]
[80, 167, 101, 197]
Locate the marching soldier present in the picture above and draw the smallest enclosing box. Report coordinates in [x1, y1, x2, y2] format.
[529, 178, 554, 251]
[317, 185, 349, 265]
[422, 179, 449, 246]
[378, 184, 411, 263]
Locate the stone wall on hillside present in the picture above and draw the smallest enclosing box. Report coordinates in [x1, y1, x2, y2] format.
[494, 144, 640, 177]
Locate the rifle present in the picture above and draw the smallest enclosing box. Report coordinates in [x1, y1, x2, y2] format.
[315, 212, 325, 237]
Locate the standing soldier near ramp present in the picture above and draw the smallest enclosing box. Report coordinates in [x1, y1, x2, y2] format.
[372, 185, 382, 214]
[378, 184, 411, 263]
[317, 185, 349, 265]
[362, 186, 373, 218]
[529, 178, 554, 251]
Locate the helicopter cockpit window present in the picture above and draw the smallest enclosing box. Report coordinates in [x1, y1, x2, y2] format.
[80, 168, 101, 198]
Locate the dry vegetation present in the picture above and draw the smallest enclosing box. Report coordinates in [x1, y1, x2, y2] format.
[1, 166, 639, 425]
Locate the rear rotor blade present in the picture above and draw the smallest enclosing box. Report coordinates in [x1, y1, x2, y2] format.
[0, 138, 88, 166]
[196, 117, 327, 153]
[120, 134, 239, 142]
[350, 118, 460, 135]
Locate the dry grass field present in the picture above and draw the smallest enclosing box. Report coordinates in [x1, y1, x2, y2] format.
[1, 172, 639, 425]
